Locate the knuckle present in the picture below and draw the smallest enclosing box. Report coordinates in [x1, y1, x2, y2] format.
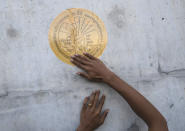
[83, 98, 88, 103]
[91, 61, 96, 64]
[99, 120, 104, 124]
[76, 57, 81, 60]
[94, 111, 99, 116]
[90, 109, 95, 114]
[83, 100, 86, 104]
[84, 75, 89, 79]
[88, 72, 94, 75]
[83, 66, 88, 70]
[94, 58, 98, 61]
[84, 96, 88, 100]
[88, 76, 92, 80]
[88, 75, 92, 79]
[90, 108, 95, 113]
[76, 62, 81, 66]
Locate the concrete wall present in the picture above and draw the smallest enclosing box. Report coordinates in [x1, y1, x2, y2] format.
[0, 0, 185, 131]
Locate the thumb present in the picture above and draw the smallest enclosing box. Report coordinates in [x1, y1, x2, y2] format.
[100, 109, 109, 124]
[77, 72, 89, 79]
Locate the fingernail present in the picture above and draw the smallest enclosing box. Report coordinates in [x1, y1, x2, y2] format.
[70, 59, 74, 62]
[76, 72, 80, 75]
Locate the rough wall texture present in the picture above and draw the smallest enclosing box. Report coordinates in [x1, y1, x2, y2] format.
[0, 0, 185, 131]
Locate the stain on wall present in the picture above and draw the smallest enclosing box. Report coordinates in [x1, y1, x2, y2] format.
[107, 5, 126, 29]
[6, 28, 19, 38]
[127, 122, 139, 131]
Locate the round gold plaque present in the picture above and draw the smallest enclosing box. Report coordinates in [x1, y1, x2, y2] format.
[48, 8, 107, 65]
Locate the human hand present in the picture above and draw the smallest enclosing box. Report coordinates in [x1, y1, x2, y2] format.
[71, 53, 114, 83]
[77, 90, 109, 131]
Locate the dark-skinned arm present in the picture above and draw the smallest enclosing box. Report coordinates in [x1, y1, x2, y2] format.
[71, 53, 168, 131]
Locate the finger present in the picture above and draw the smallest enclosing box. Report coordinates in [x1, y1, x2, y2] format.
[72, 55, 90, 65]
[94, 76, 103, 82]
[97, 95, 106, 113]
[71, 59, 88, 70]
[78, 55, 91, 63]
[84, 53, 96, 60]
[100, 109, 109, 124]
[82, 97, 89, 111]
[87, 91, 96, 109]
[77, 72, 89, 79]
[92, 90, 100, 109]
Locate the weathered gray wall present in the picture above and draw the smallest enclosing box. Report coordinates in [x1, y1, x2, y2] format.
[0, 0, 185, 131]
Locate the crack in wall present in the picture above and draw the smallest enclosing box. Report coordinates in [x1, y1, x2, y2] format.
[0, 89, 74, 99]
[158, 62, 185, 75]
[0, 92, 8, 98]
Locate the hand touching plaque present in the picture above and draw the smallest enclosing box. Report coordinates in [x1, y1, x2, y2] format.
[48, 8, 107, 65]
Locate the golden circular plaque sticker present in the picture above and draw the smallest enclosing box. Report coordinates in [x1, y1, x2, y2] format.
[48, 8, 107, 65]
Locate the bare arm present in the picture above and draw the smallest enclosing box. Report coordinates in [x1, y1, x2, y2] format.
[106, 74, 168, 131]
[71, 53, 168, 131]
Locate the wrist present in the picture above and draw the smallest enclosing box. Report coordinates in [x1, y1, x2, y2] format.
[103, 71, 117, 84]
[77, 125, 93, 131]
